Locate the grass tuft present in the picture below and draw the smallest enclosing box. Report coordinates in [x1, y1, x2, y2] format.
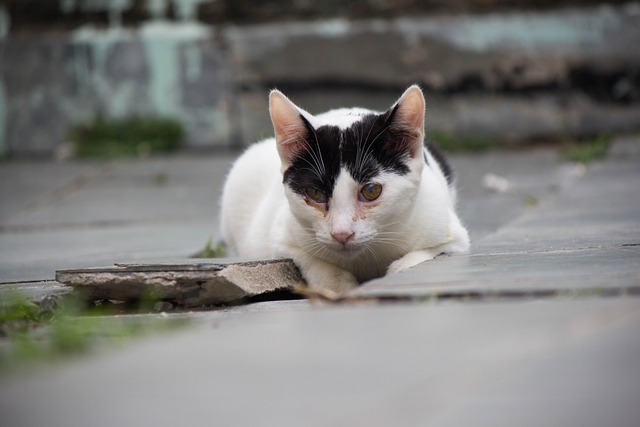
[69, 115, 184, 158]
[430, 130, 498, 153]
[194, 238, 227, 258]
[1, 293, 189, 372]
[560, 135, 611, 164]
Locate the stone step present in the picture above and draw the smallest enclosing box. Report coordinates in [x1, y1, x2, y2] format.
[3, 5, 640, 155]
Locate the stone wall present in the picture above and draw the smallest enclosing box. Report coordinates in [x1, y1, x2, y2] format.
[1, 1, 639, 156]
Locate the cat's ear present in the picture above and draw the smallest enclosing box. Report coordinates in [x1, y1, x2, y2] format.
[269, 90, 312, 166]
[389, 85, 426, 158]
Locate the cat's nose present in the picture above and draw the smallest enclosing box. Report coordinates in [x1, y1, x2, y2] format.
[331, 231, 355, 246]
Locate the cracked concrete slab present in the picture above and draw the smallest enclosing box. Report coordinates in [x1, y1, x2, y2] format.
[0, 155, 232, 283]
[356, 247, 640, 299]
[1, 156, 232, 229]
[475, 141, 640, 254]
[56, 259, 304, 307]
[0, 161, 97, 223]
[0, 222, 216, 283]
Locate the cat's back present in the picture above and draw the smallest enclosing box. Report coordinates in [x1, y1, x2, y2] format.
[229, 137, 280, 181]
[220, 138, 281, 253]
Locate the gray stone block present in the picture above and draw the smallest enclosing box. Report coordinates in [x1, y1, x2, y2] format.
[55, 259, 304, 307]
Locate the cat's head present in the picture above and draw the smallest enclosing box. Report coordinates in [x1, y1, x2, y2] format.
[269, 85, 426, 257]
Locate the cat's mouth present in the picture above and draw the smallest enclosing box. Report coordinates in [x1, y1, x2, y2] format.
[327, 242, 366, 257]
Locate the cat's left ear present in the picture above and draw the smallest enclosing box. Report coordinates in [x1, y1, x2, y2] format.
[269, 90, 313, 167]
[389, 85, 426, 158]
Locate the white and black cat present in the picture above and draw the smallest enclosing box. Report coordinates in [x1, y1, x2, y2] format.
[220, 85, 469, 293]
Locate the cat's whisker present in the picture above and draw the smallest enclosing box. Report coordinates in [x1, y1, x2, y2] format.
[374, 239, 410, 253]
[355, 126, 368, 173]
[307, 127, 327, 177]
[309, 242, 331, 260]
[380, 220, 414, 234]
[357, 123, 392, 173]
[298, 138, 326, 180]
[363, 243, 383, 274]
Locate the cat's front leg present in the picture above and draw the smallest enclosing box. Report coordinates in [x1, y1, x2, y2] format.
[293, 253, 359, 294]
[386, 249, 441, 276]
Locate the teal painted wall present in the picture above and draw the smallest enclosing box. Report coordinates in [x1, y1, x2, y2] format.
[4, 0, 232, 156]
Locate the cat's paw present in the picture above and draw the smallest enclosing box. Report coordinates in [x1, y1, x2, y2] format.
[387, 250, 437, 275]
[311, 269, 359, 294]
[298, 260, 359, 295]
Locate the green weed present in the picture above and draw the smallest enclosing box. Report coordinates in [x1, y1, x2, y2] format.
[560, 135, 610, 164]
[69, 115, 184, 158]
[430, 130, 498, 153]
[194, 238, 227, 258]
[0, 293, 189, 372]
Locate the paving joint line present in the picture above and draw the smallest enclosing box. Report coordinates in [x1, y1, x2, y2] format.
[0, 217, 211, 234]
[470, 243, 639, 258]
[0, 279, 64, 286]
[321, 285, 640, 306]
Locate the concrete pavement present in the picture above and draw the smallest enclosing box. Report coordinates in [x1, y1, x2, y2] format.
[2, 298, 640, 427]
[0, 154, 233, 283]
[1, 136, 639, 426]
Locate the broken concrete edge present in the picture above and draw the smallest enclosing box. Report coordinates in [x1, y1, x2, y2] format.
[6, 257, 638, 316]
[0, 280, 73, 311]
[54, 258, 307, 308]
[47, 255, 640, 308]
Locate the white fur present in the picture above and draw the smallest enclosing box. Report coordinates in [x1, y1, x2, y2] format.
[220, 88, 470, 293]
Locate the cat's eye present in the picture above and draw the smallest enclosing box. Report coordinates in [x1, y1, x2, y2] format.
[360, 183, 382, 202]
[305, 187, 327, 203]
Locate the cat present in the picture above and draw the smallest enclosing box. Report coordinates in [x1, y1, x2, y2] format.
[220, 85, 469, 294]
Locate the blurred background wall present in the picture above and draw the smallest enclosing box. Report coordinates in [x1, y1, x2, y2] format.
[1, 0, 639, 157]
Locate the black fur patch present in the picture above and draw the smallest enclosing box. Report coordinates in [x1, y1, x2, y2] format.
[283, 111, 433, 200]
[341, 110, 411, 183]
[282, 116, 341, 201]
[425, 142, 454, 184]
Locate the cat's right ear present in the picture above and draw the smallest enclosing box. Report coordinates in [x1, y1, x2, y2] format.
[269, 90, 311, 167]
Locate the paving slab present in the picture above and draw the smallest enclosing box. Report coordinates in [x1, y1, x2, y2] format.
[1, 298, 639, 427]
[1, 155, 232, 229]
[475, 142, 640, 254]
[0, 160, 98, 223]
[0, 222, 215, 283]
[450, 145, 579, 241]
[0, 154, 233, 283]
[356, 248, 640, 299]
